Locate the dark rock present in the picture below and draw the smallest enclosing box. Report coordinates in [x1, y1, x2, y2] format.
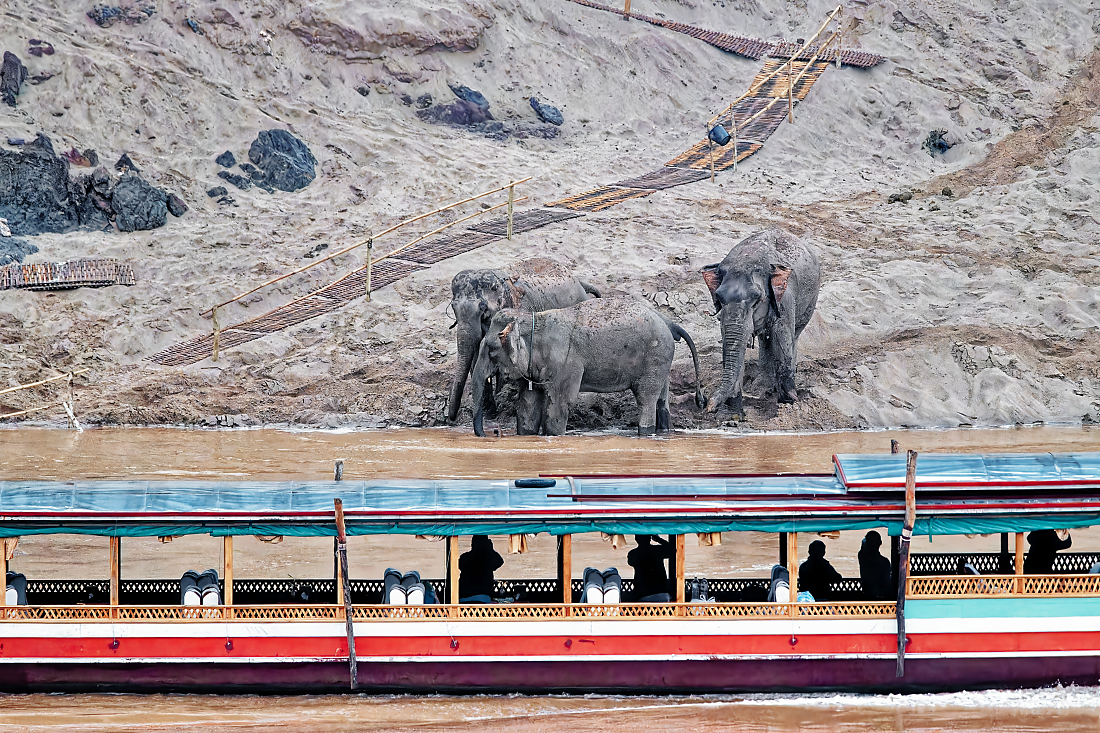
[28, 72, 54, 85]
[417, 100, 493, 127]
[356, 85, 370, 97]
[27, 40, 55, 57]
[215, 150, 236, 168]
[111, 174, 167, 232]
[1, 52, 28, 108]
[217, 170, 251, 191]
[247, 129, 316, 192]
[399, 93, 413, 106]
[0, 237, 38, 265]
[238, 162, 261, 178]
[185, 18, 203, 34]
[91, 166, 112, 195]
[206, 185, 228, 198]
[448, 84, 489, 111]
[114, 152, 140, 173]
[530, 97, 564, 126]
[28, 133, 54, 155]
[87, 3, 155, 28]
[941, 187, 953, 197]
[922, 128, 952, 156]
[6, 138, 25, 146]
[84, 149, 99, 167]
[166, 193, 188, 217]
[0, 138, 82, 235]
[888, 191, 913, 204]
[415, 93, 432, 109]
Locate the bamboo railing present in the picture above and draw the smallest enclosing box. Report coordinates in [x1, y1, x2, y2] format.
[204, 178, 530, 361]
[0, 369, 88, 428]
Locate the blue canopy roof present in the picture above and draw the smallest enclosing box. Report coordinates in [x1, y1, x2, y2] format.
[834, 452, 1100, 490]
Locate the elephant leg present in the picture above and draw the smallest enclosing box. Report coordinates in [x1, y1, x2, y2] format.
[515, 384, 543, 435]
[483, 375, 500, 418]
[634, 384, 661, 436]
[656, 381, 671, 433]
[544, 369, 582, 436]
[772, 319, 799, 403]
[758, 333, 777, 397]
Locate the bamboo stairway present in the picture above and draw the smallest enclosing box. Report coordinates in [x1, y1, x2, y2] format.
[147, 8, 882, 368]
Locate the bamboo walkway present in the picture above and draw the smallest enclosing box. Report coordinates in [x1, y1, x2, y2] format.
[147, 10, 883, 368]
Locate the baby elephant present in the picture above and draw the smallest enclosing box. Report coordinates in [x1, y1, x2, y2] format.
[471, 298, 706, 436]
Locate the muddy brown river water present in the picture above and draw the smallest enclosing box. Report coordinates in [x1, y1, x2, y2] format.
[1, 425, 1099, 730]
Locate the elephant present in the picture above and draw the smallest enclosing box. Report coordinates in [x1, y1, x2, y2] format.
[446, 258, 601, 423]
[470, 298, 707, 436]
[702, 228, 820, 417]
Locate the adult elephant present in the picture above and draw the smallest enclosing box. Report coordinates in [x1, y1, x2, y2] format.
[470, 298, 707, 436]
[446, 259, 601, 423]
[702, 228, 820, 417]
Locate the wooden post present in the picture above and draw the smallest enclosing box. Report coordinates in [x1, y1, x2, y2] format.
[1015, 532, 1025, 594]
[506, 185, 515, 241]
[448, 535, 460, 618]
[836, 28, 842, 69]
[896, 450, 917, 677]
[623, 0, 631, 18]
[110, 536, 120, 609]
[786, 532, 798, 617]
[223, 536, 234, 613]
[334, 499, 358, 690]
[1, 540, 7, 611]
[891, 439, 900, 454]
[365, 239, 372, 302]
[787, 60, 794, 123]
[211, 305, 220, 363]
[334, 460, 344, 481]
[675, 534, 686, 612]
[557, 534, 572, 609]
[732, 117, 738, 173]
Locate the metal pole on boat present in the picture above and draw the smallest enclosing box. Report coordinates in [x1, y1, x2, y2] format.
[896, 450, 917, 677]
[334, 499, 358, 690]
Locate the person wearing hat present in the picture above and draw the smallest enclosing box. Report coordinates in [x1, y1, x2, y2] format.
[798, 540, 843, 602]
[858, 530, 893, 601]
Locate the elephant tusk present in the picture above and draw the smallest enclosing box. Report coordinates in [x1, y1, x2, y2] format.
[449, 320, 457, 329]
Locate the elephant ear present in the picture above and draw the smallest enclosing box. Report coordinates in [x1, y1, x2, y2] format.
[769, 265, 793, 312]
[701, 264, 722, 313]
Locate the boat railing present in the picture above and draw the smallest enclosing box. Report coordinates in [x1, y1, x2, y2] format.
[0, 601, 898, 622]
[909, 552, 1100, 576]
[908, 573, 1100, 598]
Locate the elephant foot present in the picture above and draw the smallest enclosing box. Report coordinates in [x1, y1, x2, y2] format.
[778, 390, 797, 404]
[638, 425, 657, 436]
[656, 407, 671, 432]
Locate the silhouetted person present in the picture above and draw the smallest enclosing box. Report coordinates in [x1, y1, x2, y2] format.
[628, 535, 674, 602]
[1023, 529, 1072, 575]
[459, 535, 504, 603]
[858, 531, 892, 601]
[799, 540, 843, 601]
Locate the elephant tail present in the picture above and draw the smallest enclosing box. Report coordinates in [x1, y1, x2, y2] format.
[578, 279, 603, 299]
[665, 321, 708, 410]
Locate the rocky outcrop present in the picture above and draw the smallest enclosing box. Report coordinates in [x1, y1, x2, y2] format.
[288, 3, 493, 57]
[111, 175, 167, 232]
[1, 52, 28, 107]
[0, 237, 38, 265]
[247, 130, 316, 192]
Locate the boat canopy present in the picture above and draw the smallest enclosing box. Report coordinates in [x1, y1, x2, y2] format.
[0, 452, 1098, 538]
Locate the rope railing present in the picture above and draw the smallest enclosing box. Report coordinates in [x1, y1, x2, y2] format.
[205, 177, 530, 361]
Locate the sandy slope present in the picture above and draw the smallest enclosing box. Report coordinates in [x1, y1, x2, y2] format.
[0, 0, 1098, 433]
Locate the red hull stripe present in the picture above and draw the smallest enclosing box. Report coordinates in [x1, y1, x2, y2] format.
[2, 632, 1099, 661]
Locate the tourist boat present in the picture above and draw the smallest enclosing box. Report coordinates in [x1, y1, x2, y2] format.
[2, 451, 1099, 693]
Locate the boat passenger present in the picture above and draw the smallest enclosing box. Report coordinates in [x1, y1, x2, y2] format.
[798, 540, 842, 601]
[1023, 529, 1072, 575]
[5, 571, 27, 605]
[627, 535, 673, 602]
[858, 531, 892, 601]
[459, 535, 504, 604]
[180, 569, 220, 606]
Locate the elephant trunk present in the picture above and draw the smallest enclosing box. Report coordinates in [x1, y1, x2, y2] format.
[710, 304, 751, 415]
[470, 342, 493, 437]
[446, 316, 482, 422]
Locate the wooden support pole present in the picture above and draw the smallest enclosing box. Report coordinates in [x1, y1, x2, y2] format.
[675, 534, 686, 610]
[211, 305, 220, 363]
[623, 0, 631, 18]
[223, 535, 234, 611]
[334, 499, 357, 690]
[732, 118, 738, 173]
[110, 536, 120, 608]
[365, 240, 372, 302]
[506, 185, 515, 240]
[448, 535, 460, 617]
[786, 532, 798, 617]
[787, 60, 794, 123]
[896, 450, 917, 677]
[557, 534, 572, 608]
[1015, 532, 1025, 594]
